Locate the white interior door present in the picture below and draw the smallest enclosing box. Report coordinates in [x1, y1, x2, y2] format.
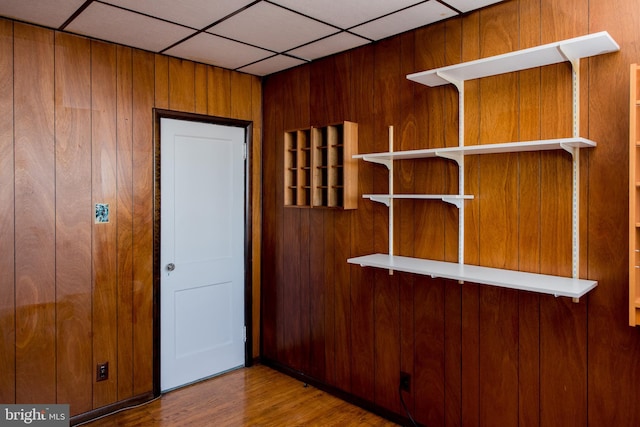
[160, 118, 246, 392]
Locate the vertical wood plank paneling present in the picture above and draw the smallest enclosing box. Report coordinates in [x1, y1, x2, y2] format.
[274, 72, 287, 366]
[131, 49, 155, 396]
[373, 37, 401, 414]
[14, 23, 56, 404]
[461, 10, 481, 427]
[296, 68, 311, 375]
[281, 67, 305, 371]
[194, 63, 208, 115]
[154, 54, 169, 110]
[414, 23, 446, 262]
[251, 75, 262, 360]
[116, 45, 134, 401]
[260, 80, 276, 360]
[168, 57, 195, 113]
[444, 19, 463, 264]
[282, 202, 301, 369]
[330, 53, 353, 392]
[443, 19, 463, 427]
[398, 31, 416, 420]
[308, 60, 329, 383]
[295, 70, 311, 375]
[323, 211, 336, 385]
[539, 2, 588, 426]
[517, 3, 542, 427]
[414, 277, 445, 426]
[476, 4, 520, 426]
[208, 66, 231, 117]
[231, 72, 253, 120]
[310, 58, 337, 386]
[260, 74, 283, 361]
[0, 18, 15, 404]
[349, 44, 375, 401]
[308, 205, 326, 380]
[54, 31, 93, 415]
[588, 0, 640, 425]
[412, 22, 447, 427]
[91, 40, 119, 409]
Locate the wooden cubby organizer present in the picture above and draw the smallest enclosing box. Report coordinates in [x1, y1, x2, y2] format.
[348, 31, 619, 300]
[284, 121, 358, 209]
[284, 128, 312, 206]
[630, 64, 640, 326]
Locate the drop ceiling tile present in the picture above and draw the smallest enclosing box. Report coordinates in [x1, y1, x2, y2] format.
[102, 0, 256, 30]
[165, 32, 273, 70]
[0, 0, 87, 28]
[287, 32, 370, 61]
[65, 2, 194, 52]
[351, 1, 457, 41]
[444, 0, 504, 13]
[237, 54, 306, 76]
[208, 1, 337, 53]
[271, 0, 424, 29]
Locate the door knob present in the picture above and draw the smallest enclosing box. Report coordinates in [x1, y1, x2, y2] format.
[166, 263, 175, 271]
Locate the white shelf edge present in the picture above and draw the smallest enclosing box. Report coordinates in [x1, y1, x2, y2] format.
[347, 253, 597, 299]
[406, 31, 619, 87]
[363, 194, 474, 207]
[353, 137, 596, 162]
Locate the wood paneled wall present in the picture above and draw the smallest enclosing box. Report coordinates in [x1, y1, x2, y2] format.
[0, 19, 262, 417]
[261, 0, 640, 425]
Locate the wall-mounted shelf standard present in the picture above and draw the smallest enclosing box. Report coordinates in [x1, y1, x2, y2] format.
[348, 254, 597, 299]
[284, 121, 358, 209]
[350, 32, 619, 300]
[630, 64, 640, 326]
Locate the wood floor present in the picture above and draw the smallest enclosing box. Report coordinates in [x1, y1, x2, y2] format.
[80, 365, 399, 426]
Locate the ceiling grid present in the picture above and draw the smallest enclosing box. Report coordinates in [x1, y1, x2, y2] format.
[0, 0, 505, 76]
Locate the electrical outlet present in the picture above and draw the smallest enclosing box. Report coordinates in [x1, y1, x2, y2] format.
[97, 362, 109, 382]
[400, 371, 410, 392]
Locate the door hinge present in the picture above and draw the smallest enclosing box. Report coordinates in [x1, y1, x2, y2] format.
[243, 143, 247, 160]
[243, 326, 247, 343]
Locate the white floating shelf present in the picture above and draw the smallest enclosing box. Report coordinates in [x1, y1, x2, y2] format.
[363, 194, 473, 208]
[354, 137, 596, 163]
[347, 253, 597, 299]
[406, 31, 619, 87]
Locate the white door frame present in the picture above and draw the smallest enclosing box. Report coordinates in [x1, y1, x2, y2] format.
[152, 109, 254, 396]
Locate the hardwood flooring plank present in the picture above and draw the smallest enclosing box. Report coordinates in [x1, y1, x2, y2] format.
[82, 365, 397, 427]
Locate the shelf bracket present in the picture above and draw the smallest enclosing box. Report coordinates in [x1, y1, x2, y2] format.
[442, 196, 465, 209]
[559, 143, 577, 157]
[362, 156, 392, 169]
[436, 71, 464, 93]
[435, 150, 463, 165]
[367, 195, 391, 207]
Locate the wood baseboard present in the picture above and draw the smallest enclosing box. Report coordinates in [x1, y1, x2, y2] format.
[70, 392, 156, 426]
